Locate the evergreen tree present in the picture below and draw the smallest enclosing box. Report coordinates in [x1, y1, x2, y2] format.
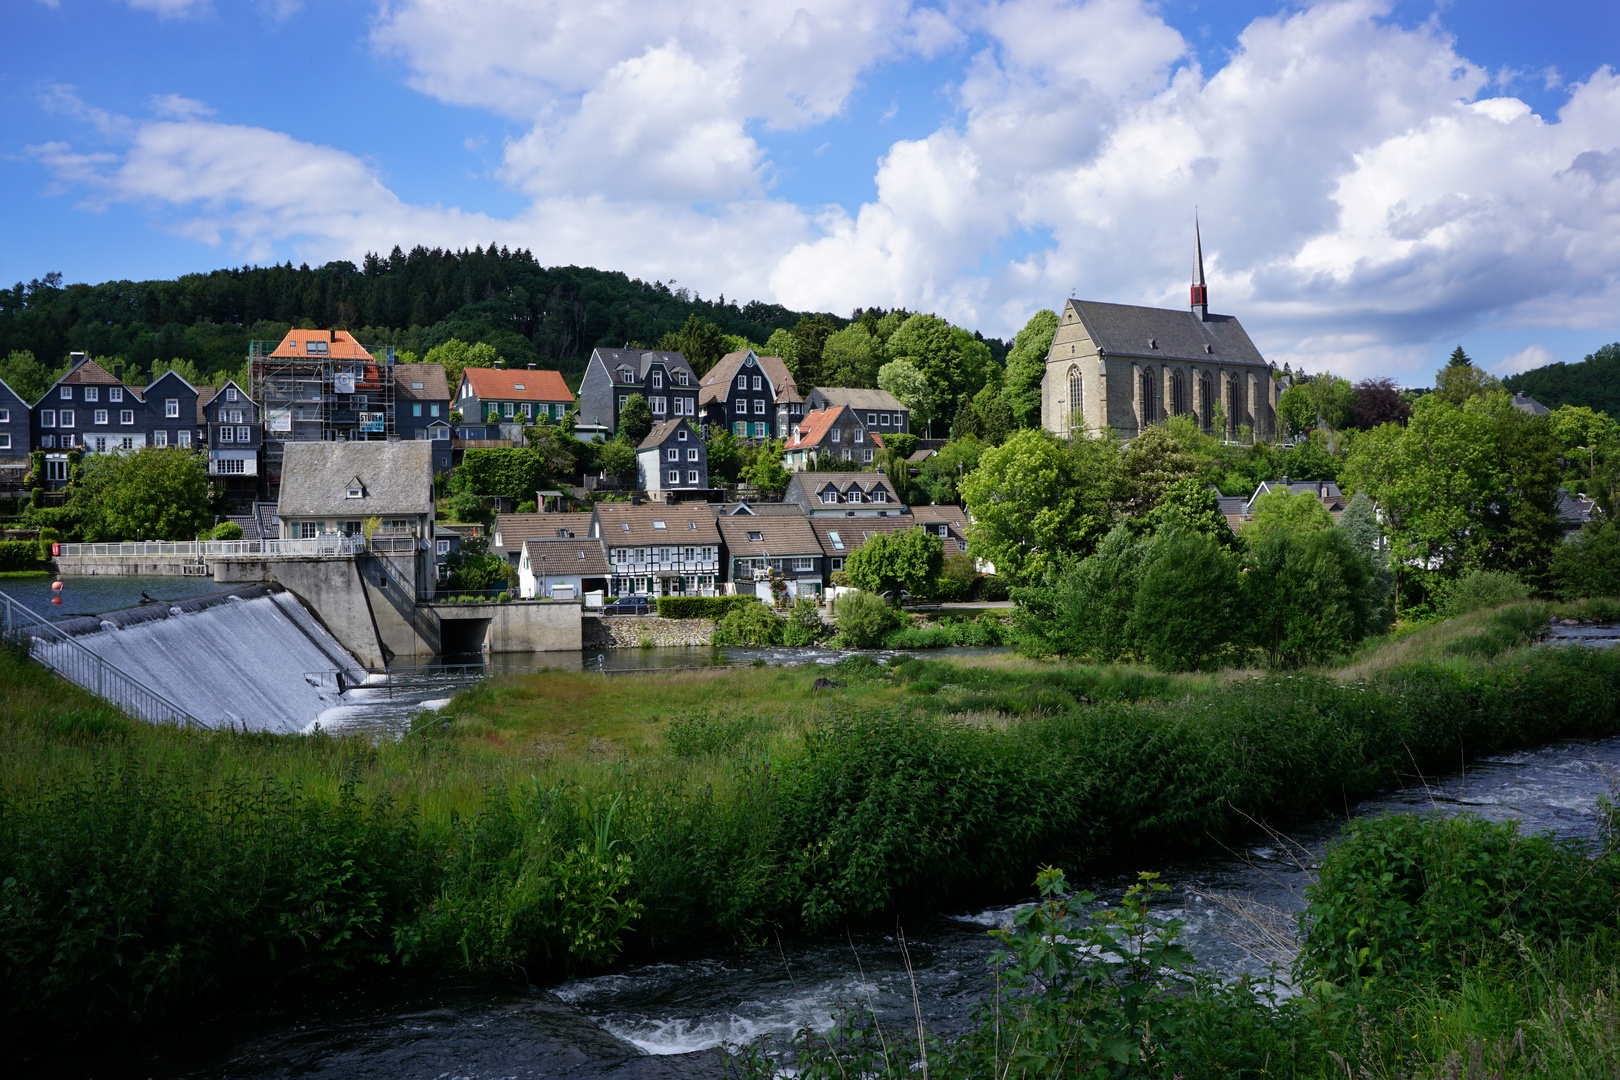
[1448, 346, 1473, 367]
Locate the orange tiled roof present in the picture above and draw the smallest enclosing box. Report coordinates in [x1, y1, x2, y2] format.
[462, 368, 574, 403]
[60, 359, 124, 386]
[269, 329, 373, 360]
[785, 405, 846, 450]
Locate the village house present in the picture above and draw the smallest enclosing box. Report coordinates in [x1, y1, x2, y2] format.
[636, 418, 708, 495]
[784, 471, 902, 517]
[274, 441, 435, 543]
[699, 350, 797, 440]
[454, 366, 574, 440]
[783, 406, 884, 470]
[1044, 224, 1279, 442]
[517, 536, 612, 601]
[0, 376, 32, 491]
[395, 362, 453, 471]
[490, 510, 595, 569]
[577, 348, 699, 436]
[713, 502, 825, 599]
[803, 387, 909, 439]
[205, 379, 261, 506]
[592, 500, 721, 598]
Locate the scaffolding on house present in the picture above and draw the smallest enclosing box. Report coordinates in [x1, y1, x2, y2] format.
[249, 335, 397, 492]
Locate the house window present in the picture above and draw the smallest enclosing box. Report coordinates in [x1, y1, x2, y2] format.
[40, 410, 55, 427]
[688, 470, 699, 484]
[752, 376, 761, 390]
[166, 399, 179, 418]
[153, 431, 167, 447]
[753, 422, 767, 438]
[218, 458, 245, 474]
[855, 429, 864, 443]
[60, 387, 71, 400]
[94, 410, 108, 425]
[651, 371, 663, 389]
[110, 388, 122, 403]
[828, 530, 844, 550]
[46, 459, 67, 481]
[347, 486, 362, 498]
[747, 531, 764, 542]
[675, 371, 688, 385]
[831, 557, 844, 571]
[219, 427, 235, 443]
[61, 433, 75, 447]
[868, 412, 876, 424]
[938, 525, 949, 537]
[667, 448, 679, 461]
[178, 430, 192, 448]
[0, 434, 10, 450]
[92, 437, 105, 453]
[60, 410, 74, 428]
[237, 426, 250, 442]
[226, 388, 237, 402]
[733, 421, 747, 437]
[687, 448, 698, 461]
[822, 491, 837, 504]
[880, 413, 890, 426]
[847, 490, 863, 503]
[736, 374, 747, 389]
[300, 522, 319, 539]
[430, 404, 440, 417]
[652, 397, 667, 415]
[0, 409, 7, 423]
[753, 399, 765, 415]
[437, 540, 451, 556]
[120, 410, 134, 426]
[521, 403, 532, 418]
[618, 395, 629, 412]
[504, 402, 515, 417]
[863, 449, 873, 462]
[830, 428, 840, 443]
[85, 388, 98, 402]
[677, 428, 688, 441]
[792, 557, 814, 571]
[734, 398, 746, 414]
[872, 490, 888, 503]
[120, 437, 132, 450]
[413, 403, 422, 416]
[668, 470, 679, 484]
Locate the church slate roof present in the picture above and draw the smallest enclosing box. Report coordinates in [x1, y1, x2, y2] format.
[277, 441, 434, 519]
[1066, 300, 1268, 367]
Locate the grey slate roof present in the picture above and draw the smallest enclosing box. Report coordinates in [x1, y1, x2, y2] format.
[277, 441, 434, 518]
[1066, 299, 1268, 367]
[1512, 393, 1550, 416]
[808, 387, 906, 413]
[637, 418, 698, 450]
[592, 348, 696, 382]
[784, 472, 901, 509]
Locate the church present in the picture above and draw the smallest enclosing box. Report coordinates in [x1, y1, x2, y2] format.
[1042, 225, 1278, 442]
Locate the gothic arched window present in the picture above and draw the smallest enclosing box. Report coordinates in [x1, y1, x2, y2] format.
[1170, 369, 1187, 416]
[1198, 372, 1214, 434]
[1067, 365, 1084, 434]
[1139, 367, 1157, 428]
[1227, 373, 1245, 440]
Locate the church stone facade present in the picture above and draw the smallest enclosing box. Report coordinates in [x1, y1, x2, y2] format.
[1041, 231, 1278, 442]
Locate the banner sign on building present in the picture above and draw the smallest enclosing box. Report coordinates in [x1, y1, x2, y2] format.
[333, 373, 356, 394]
[359, 412, 385, 433]
[267, 408, 292, 433]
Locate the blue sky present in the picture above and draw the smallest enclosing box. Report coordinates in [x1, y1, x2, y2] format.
[4, 0, 1619, 385]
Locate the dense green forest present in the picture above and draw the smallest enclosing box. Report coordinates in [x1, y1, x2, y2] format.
[1505, 342, 1620, 415]
[0, 247, 986, 385]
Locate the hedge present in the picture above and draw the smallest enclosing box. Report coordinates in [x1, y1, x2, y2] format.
[0, 540, 43, 572]
[656, 595, 765, 619]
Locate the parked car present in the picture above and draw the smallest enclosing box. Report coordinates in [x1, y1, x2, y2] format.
[602, 597, 652, 616]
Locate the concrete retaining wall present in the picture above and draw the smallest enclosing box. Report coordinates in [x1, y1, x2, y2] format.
[55, 555, 208, 577]
[430, 600, 582, 653]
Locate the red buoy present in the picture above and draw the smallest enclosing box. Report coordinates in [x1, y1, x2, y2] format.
[51, 579, 62, 604]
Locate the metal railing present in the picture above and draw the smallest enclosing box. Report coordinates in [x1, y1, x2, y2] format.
[0, 590, 203, 727]
[58, 537, 375, 558]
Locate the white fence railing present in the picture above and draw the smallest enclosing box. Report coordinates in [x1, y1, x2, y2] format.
[0, 591, 203, 727]
[59, 537, 375, 558]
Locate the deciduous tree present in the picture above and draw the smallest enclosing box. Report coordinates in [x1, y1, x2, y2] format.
[961, 429, 1118, 583]
[617, 393, 653, 445]
[843, 528, 944, 603]
[1001, 310, 1058, 429]
[69, 448, 214, 541]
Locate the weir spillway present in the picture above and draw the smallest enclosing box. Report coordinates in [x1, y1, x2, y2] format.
[37, 585, 370, 733]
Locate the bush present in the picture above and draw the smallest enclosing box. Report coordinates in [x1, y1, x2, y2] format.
[833, 590, 903, 648]
[1131, 529, 1246, 672]
[1245, 527, 1376, 668]
[656, 595, 763, 620]
[1552, 521, 1620, 600]
[0, 539, 41, 571]
[978, 574, 1009, 602]
[209, 521, 243, 541]
[713, 602, 783, 646]
[884, 626, 954, 649]
[780, 597, 826, 646]
[37, 527, 58, 560]
[1300, 813, 1616, 985]
[1440, 568, 1533, 617]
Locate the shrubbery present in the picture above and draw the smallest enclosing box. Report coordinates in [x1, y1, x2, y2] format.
[1439, 567, 1532, 616]
[712, 601, 783, 646]
[1553, 520, 1620, 600]
[656, 595, 763, 620]
[0, 539, 42, 571]
[833, 590, 903, 647]
[208, 521, 243, 541]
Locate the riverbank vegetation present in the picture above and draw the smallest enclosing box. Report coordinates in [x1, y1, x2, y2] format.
[3, 600, 1619, 1052]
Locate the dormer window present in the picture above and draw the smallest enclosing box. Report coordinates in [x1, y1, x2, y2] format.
[651, 372, 662, 389]
[675, 371, 688, 385]
[847, 489, 863, 503]
[678, 428, 687, 440]
[346, 486, 362, 499]
[618, 367, 633, 381]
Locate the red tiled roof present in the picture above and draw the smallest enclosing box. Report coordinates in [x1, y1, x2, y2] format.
[462, 368, 574, 403]
[269, 329, 373, 360]
[60, 359, 123, 386]
[785, 405, 846, 450]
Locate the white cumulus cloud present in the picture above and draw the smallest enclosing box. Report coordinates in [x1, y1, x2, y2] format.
[1491, 344, 1559, 377]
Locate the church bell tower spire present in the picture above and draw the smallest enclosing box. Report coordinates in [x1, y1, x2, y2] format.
[1191, 214, 1209, 321]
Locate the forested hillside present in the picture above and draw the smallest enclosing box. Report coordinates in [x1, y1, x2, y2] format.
[1504, 342, 1620, 415]
[0, 246, 887, 384]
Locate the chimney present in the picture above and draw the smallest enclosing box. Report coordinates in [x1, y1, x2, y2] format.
[114, 362, 124, 382]
[68, 351, 87, 368]
[494, 358, 503, 369]
[630, 495, 642, 506]
[527, 363, 536, 370]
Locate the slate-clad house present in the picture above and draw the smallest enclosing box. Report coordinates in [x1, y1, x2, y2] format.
[143, 369, 201, 453]
[395, 362, 453, 472]
[784, 472, 902, 517]
[34, 356, 142, 487]
[274, 441, 435, 542]
[636, 418, 707, 495]
[206, 379, 261, 502]
[577, 348, 698, 436]
[803, 388, 909, 439]
[714, 502, 824, 597]
[592, 501, 721, 597]
[455, 366, 574, 439]
[783, 406, 883, 470]
[0, 377, 32, 489]
[699, 350, 796, 440]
